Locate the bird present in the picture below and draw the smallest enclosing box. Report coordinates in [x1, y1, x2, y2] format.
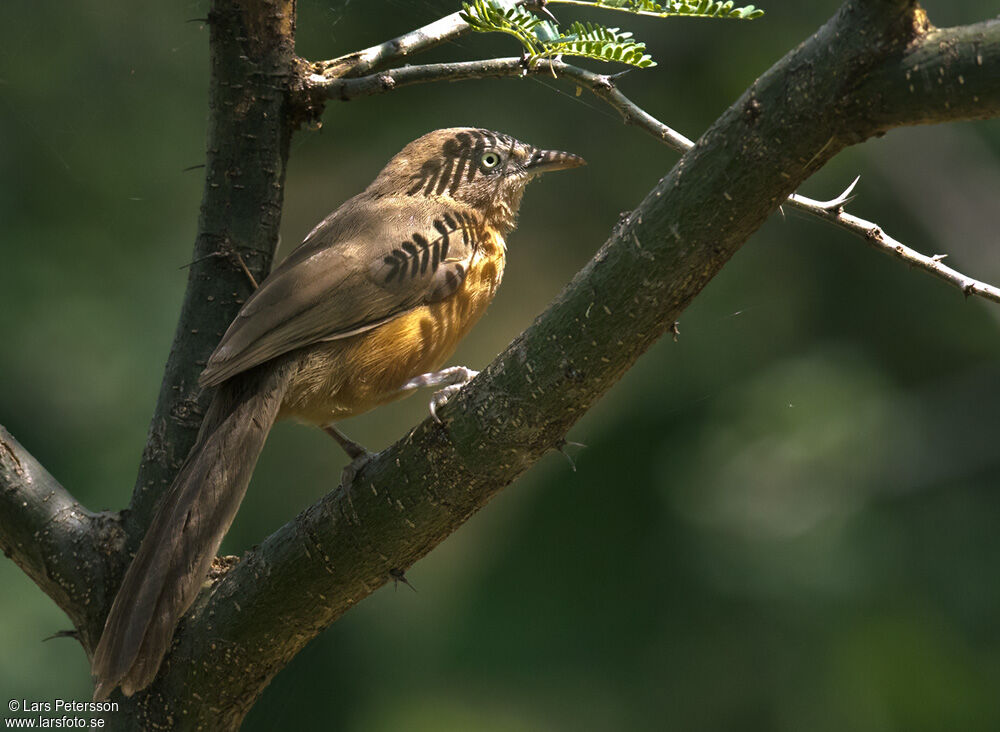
[91, 127, 584, 699]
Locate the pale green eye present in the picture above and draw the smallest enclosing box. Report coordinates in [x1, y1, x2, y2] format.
[480, 151, 501, 170]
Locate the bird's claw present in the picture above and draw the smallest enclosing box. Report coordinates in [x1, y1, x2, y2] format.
[429, 384, 464, 424]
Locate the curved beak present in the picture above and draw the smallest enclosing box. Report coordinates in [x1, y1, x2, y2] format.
[524, 148, 586, 176]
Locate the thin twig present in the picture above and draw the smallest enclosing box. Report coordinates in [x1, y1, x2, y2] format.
[315, 57, 694, 149]
[316, 11, 473, 79]
[788, 182, 1000, 303]
[315, 56, 1000, 305]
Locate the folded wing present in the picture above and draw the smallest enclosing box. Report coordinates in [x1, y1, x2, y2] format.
[200, 197, 483, 387]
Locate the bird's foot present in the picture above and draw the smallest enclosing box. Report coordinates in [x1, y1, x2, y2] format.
[402, 366, 479, 424]
[402, 366, 478, 392]
[324, 424, 373, 489]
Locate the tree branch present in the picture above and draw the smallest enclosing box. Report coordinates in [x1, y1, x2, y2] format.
[99, 0, 299, 726]
[315, 56, 697, 151]
[125, 0, 298, 543]
[141, 2, 1000, 725]
[853, 17, 1000, 130]
[316, 10, 473, 79]
[0, 426, 114, 649]
[788, 181, 1000, 303]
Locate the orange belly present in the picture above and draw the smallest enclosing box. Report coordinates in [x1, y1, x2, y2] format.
[277, 238, 505, 425]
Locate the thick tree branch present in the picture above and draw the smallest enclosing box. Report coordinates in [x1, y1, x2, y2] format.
[97, 0, 298, 726]
[0, 426, 113, 649]
[125, 0, 297, 543]
[856, 17, 1000, 128]
[133, 2, 997, 726]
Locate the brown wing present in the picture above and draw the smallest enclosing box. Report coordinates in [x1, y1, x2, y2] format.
[199, 196, 482, 387]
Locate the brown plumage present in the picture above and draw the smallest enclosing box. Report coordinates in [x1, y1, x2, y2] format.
[91, 128, 584, 699]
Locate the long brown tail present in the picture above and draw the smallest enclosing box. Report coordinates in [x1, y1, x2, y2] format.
[92, 362, 292, 700]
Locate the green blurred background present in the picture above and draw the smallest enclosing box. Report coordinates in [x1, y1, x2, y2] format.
[2, 1, 999, 729]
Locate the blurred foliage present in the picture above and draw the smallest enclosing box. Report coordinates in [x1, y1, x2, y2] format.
[2, 1, 1000, 729]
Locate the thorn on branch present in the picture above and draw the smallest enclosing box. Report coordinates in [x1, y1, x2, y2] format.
[840, 175, 861, 200]
[42, 630, 80, 643]
[829, 177, 860, 210]
[389, 568, 417, 592]
[179, 247, 260, 291]
[519, 0, 559, 25]
[594, 75, 614, 91]
[233, 250, 260, 290]
[553, 438, 586, 472]
[810, 176, 861, 211]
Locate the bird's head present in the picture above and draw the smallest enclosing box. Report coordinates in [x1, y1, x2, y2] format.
[367, 127, 585, 233]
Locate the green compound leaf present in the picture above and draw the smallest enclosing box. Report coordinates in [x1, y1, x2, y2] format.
[459, 0, 764, 69]
[538, 22, 655, 67]
[460, 0, 550, 56]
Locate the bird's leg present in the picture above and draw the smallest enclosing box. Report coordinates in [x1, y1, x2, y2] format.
[401, 366, 479, 424]
[323, 423, 371, 488]
[323, 423, 367, 459]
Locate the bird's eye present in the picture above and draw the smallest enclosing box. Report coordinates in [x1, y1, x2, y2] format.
[480, 151, 501, 170]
